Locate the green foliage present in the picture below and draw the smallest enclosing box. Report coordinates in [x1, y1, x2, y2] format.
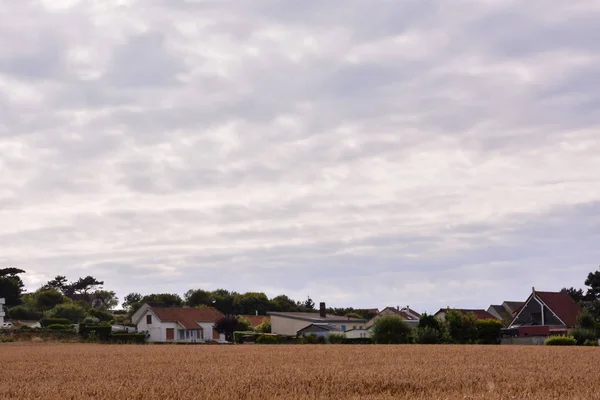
[233, 292, 271, 315]
[418, 313, 441, 331]
[475, 319, 503, 344]
[237, 316, 253, 332]
[79, 325, 112, 341]
[109, 333, 146, 344]
[342, 337, 374, 344]
[256, 334, 279, 344]
[413, 326, 442, 344]
[584, 339, 599, 346]
[328, 333, 346, 344]
[255, 318, 271, 334]
[87, 308, 114, 322]
[270, 294, 300, 312]
[546, 335, 577, 346]
[570, 328, 597, 346]
[184, 289, 213, 308]
[40, 317, 73, 327]
[233, 331, 255, 344]
[48, 303, 87, 323]
[91, 290, 118, 310]
[83, 317, 101, 325]
[575, 309, 597, 331]
[19, 325, 33, 332]
[122, 292, 142, 312]
[0, 267, 26, 307]
[34, 289, 66, 311]
[344, 313, 362, 319]
[372, 315, 412, 344]
[215, 315, 250, 342]
[302, 333, 325, 344]
[444, 310, 478, 344]
[46, 324, 73, 331]
[7, 305, 43, 321]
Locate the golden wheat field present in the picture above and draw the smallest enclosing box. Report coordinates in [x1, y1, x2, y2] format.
[1, 343, 599, 400]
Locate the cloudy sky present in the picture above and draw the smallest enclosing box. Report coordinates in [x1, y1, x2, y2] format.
[1, 0, 599, 313]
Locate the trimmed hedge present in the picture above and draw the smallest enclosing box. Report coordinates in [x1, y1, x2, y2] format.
[109, 333, 146, 344]
[342, 337, 374, 345]
[233, 331, 256, 344]
[256, 335, 279, 344]
[475, 319, 503, 345]
[46, 324, 73, 331]
[79, 325, 112, 341]
[546, 335, 576, 346]
[41, 318, 72, 328]
[328, 333, 345, 344]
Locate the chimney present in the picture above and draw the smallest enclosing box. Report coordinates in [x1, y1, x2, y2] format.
[397, 305, 400, 311]
[319, 302, 326, 318]
[255, 310, 258, 316]
[532, 286, 535, 294]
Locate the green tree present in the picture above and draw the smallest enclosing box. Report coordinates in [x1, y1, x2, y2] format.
[211, 289, 236, 315]
[214, 315, 250, 342]
[140, 293, 183, 307]
[372, 315, 413, 344]
[585, 268, 600, 300]
[444, 310, 478, 344]
[7, 305, 43, 321]
[270, 295, 301, 312]
[0, 267, 26, 307]
[256, 318, 272, 333]
[122, 292, 142, 312]
[48, 303, 87, 323]
[91, 290, 118, 310]
[233, 292, 271, 315]
[561, 287, 589, 303]
[34, 289, 66, 311]
[475, 319, 503, 344]
[418, 313, 441, 331]
[413, 326, 442, 344]
[302, 296, 315, 311]
[184, 289, 213, 308]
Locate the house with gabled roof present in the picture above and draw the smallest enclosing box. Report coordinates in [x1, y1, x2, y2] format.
[507, 288, 582, 337]
[132, 303, 226, 343]
[487, 301, 524, 323]
[268, 302, 367, 336]
[365, 306, 421, 330]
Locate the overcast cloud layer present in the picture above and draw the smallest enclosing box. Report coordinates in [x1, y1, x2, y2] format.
[1, 0, 600, 312]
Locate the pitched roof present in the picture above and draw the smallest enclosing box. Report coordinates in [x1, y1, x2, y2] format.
[151, 306, 224, 330]
[488, 305, 505, 318]
[502, 301, 525, 313]
[240, 315, 270, 328]
[437, 309, 498, 321]
[297, 323, 342, 333]
[535, 291, 582, 327]
[267, 312, 366, 323]
[379, 307, 419, 320]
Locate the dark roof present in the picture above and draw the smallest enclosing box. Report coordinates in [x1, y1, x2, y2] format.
[151, 306, 224, 330]
[297, 323, 341, 333]
[502, 301, 525, 313]
[488, 305, 505, 317]
[436, 309, 498, 321]
[535, 291, 582, 327]
[267, 312, 366, 323]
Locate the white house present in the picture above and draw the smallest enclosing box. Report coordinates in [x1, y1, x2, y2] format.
[345, 327, 372, 339]
[132, 304, 226, 343]
[0, 298, 5, 326]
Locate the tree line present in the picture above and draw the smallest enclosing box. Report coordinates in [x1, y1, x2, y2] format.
[1, 269, 377, 325]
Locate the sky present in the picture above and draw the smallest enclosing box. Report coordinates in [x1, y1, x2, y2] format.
[1, 0, 599, 314]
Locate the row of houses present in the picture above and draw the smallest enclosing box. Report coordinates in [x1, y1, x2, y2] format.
[1, 287, 584, 344]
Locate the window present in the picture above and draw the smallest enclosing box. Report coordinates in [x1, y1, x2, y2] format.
[353, 326, 357, 330]
[146, 315, 152, 324]
[179, 330, 185, 340]
[341, 325, 347, 332]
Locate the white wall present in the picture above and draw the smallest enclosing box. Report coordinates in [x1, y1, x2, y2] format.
[136, 310, 179, 342]
[345, 329, 372, 339]
[198, 322, 225, 342]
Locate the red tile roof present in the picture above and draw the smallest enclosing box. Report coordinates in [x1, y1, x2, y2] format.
[535, 291, 582, 328]
[240, 315, 270, 328]
[151, 306, 224, 330]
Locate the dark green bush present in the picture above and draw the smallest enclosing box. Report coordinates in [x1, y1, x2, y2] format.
[46, 324, 73, 331]
[475, 319, 503, 344]
[342, 337, 374, 344]
[546, 335, 576, 346]
[41, 318, 72, 328]
[87, 308, 114, 323]
[302, 333, 320, 344]
[571, 328, 597, 346]
[7, 305, 43, 321]
[233, 331, 256, 344]
[48, 303, 87, 323]
[584, 339, 599, 347]
[79, 325, 112, 341]
[109, 333, 146, 344]
[328, 333, 345, 344]
[372, 315, 412, 344]
[413, 326, 442, 344]
[256, 335, 279, 344]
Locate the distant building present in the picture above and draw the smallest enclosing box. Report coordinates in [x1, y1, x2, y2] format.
[487, 301, 525, 321]
[268, 303, 367, 336]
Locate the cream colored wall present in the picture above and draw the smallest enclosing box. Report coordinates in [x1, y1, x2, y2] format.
[271, 315, 311, 336]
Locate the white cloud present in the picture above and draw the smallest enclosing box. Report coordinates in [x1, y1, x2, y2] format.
[1, 0, 599, 311]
